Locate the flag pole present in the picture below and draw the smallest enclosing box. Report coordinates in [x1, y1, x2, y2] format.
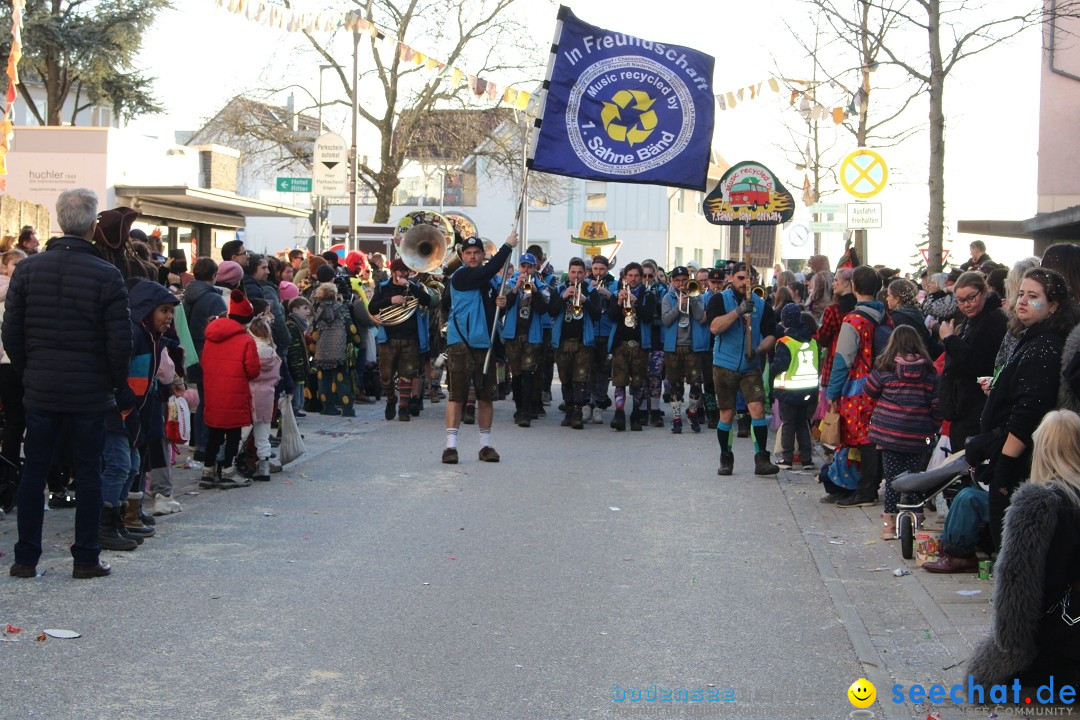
[483, 174, 530, 375]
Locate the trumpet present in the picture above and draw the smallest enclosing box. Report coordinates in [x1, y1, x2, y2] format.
[567, 280, 585, 321]
[622, 283, 637, 328]
[751, 285, 766, 298]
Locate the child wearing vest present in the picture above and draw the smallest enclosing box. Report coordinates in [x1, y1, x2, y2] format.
[770, 305, 820, 470]
[863, 325, 942, 540]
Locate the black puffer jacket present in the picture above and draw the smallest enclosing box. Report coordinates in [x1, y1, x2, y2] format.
[939, 293, 1007, 423]
[2, 235, 131, 413]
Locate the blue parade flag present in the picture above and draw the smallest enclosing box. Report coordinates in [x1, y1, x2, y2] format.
[527, 6, 716, 191]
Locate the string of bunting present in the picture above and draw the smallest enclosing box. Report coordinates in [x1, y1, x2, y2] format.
[211, 0, 533, 112]
[0, 0, 24, 190]
[714, 75, 857, 125]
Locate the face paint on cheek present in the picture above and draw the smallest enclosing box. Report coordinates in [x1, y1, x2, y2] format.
[1030, 300, 1044, 308]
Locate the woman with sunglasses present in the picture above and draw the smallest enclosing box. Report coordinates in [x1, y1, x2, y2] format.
[937, 271, 1008, 454]
[964, 267, 1080, 552]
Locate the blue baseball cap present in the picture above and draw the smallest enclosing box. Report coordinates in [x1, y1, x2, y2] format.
[519, 253, 537, 266]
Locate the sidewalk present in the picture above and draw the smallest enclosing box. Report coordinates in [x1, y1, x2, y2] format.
[777, 465, 996, 720]
[0, 397, 392, 566]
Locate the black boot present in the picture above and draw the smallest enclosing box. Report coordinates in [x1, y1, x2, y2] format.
[561, 409, 573, 427]
[649, 409, 664, 428]
[410, 395, 422, 416]
[384, 395, 397, 421]
[570, 406, 584, 430]
[463, 404, 476, 425]
[706, 408, 719, 430]
[610, 409, 626, 431]
[98, 506, 137, 551]
[737, 414, 751, 438]
[717, 451, 735, 476]
[754, 452, 780, 476]
[630, 409, 643, 432]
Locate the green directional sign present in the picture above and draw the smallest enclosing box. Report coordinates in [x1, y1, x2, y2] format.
[276, 177, 312, 193]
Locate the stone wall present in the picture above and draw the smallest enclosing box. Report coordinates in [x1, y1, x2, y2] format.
[0, 195, 50, 241]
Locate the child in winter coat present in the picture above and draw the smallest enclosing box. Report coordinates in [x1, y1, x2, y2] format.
[864, 324, 943, 540]
[770, 305, 820, 470]
[247, 300, 282, 481]
[199, 290, 260, 489]
[285, 296, 312, 417]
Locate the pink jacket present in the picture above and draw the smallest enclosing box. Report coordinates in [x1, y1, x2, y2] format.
[250, 335, 281, 424]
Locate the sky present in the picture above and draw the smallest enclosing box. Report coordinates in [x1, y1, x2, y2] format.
[131, 0, 1043, 271]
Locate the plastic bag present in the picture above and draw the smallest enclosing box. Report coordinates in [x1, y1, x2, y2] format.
[277, 395, 305, 466]
[165, 395, 190, 444]
[924, 434, 952, 473]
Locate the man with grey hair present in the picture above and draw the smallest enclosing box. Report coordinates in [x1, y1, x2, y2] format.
[4, 188, 132, 580]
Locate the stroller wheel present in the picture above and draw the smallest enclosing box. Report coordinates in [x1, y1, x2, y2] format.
[900, 515, 915, 560]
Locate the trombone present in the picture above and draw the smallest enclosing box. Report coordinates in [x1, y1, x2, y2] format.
[679, 279, 703, 315]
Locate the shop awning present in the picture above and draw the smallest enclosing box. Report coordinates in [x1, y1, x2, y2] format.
[114, 185, 309, 227]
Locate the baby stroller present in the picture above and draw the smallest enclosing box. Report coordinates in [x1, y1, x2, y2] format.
[890, 451, 973, 560]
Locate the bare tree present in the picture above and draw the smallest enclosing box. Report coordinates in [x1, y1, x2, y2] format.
[274, 0, 537, 223]
[781, 1, 924, 262]
[817, 0, 1070, 273]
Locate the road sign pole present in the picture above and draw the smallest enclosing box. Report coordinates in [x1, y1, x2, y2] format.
[348, 24, 360, 255]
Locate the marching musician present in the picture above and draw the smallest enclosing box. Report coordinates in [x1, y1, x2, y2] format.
[607, 262, 656, 432]
[660, 266, 710, 434]
[701, 267, 726, 429]
[497, 252, 550, 428]
[548, 257, 604, 429]
[442, 232, 517, 464]
[368, 255, 432, 422]
[639, 260, 667, 428]
[586, 255, 616, 424]
[705, 262, 779, 477]
[528, 244, 559, 415]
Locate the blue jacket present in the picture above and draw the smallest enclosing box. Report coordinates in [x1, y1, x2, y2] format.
[713, 290, 765, 372]
[499, 271, 549, 343]
[124, 280, 180, 446]
[606, 284, 655, 351]
[660, 288, 710, 352]
[549, 282, 603, 348]
[373, 279, 431, 353]
[446, 244, 512, 349]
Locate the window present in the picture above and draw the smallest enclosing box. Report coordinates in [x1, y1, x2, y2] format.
[673, 247, 684, 265]
[676, 191, 685, 213]
[696, 192, 704, 215]
[713, 249, 725, 267]
[693, 248, 703, 267]
[586, 181, 607, 210]
[530, 197, 549, 210]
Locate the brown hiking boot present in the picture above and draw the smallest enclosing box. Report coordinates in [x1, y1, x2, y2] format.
[441, 448, 458, 464]
[478, 447, 500, 463]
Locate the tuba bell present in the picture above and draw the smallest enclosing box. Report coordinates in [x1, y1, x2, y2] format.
[398, 223, 448, 274]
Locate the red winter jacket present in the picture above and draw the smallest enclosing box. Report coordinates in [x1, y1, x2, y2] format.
[201, 317, 260, 429]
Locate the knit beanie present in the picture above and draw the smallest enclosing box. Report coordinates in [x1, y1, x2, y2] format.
[228, 289, 254, 324]
[389, 258, 409, 274]
[781, 302, 803, 330]
[278, 281, 300, 302]
[217, 260, 243, 287]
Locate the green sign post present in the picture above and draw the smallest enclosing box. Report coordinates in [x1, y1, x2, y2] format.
[276, 177, 312, 193]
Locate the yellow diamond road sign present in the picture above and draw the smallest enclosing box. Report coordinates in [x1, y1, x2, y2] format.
[840, 149, 888, 199]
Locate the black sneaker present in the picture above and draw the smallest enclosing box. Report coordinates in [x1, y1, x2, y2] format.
[717, 451, 734, 476]
[48, 492, 77, 509]
[384, 398, 397, 421]
[819, 493, 847, 504]
[836, 494, 879, 508]
[776, 459, 793, 470]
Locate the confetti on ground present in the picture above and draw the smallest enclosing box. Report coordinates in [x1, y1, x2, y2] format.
[893, 568, 912, 577]
[609, 507, 620, 511]
[447, 556, 457, 561]
[829, 540, 844, 545]
[956, 590, 982, 596]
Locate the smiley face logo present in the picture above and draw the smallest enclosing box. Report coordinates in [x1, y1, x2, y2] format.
[847, 678, 876, 708]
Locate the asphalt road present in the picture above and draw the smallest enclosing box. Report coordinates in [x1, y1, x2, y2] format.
[1, 397, 871, 720]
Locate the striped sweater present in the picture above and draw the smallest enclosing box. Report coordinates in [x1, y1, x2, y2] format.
[864, 355, 943, 453]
